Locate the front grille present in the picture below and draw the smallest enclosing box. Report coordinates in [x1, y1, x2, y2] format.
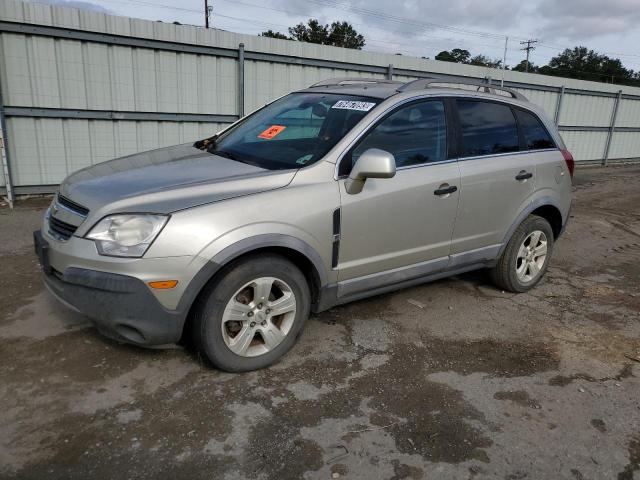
[57, 194, 89, 217]
[49, 216, 78, 240]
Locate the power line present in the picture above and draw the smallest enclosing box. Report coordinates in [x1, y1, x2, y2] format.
[293, 0, 640, 62]
[275, 0, 640, 63]
[217, 13, 506, 57]
[207, 0, 509, 57]
[37, 0, 640, 63]
[216, 0, 509, 54]
[72, 0, 204, 15]
[535, 41, 640, 60]
[301, 0, 505, 40]
[26, 0, 640, 69]
[62, 0, 505, 54]
[216, 13, 291, 31]
[216, 0, 640, 67]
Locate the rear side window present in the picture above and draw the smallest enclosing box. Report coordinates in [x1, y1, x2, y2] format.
[457, 100, 519, 157]
[340, 100, 447, 175]
[515, 109, 556, 150]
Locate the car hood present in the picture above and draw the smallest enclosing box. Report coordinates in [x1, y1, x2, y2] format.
[59, 143, 296, 215]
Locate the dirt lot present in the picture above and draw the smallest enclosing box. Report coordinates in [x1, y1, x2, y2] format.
[1, 165, 639, 480]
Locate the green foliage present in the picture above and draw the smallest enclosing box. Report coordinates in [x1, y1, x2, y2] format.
[511, 60, 537, 73]
[289, 19, 329, 44]
[261, 19, 365, 49]
[537, 46, 639, 86]
[261, 19, 366, 49]
[469, 55, 502, 68]
[260, 30, 289, 40]
[437, 44, 639, 86]
[435, 49, 501, 68]
[327, 21, 366, 49]
[435, 48, 471, 63]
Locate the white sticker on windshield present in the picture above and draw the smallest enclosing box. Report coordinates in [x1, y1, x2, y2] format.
[331, 100, 376, 112]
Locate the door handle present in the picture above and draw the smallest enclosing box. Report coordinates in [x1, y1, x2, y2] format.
[515, 171, 533, 181]
[434, 184, 458, 196]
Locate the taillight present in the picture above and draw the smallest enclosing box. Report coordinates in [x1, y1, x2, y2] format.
[561, 149, 575, 178]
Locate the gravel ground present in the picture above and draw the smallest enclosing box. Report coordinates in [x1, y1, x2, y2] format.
[1, 165, 639, 480]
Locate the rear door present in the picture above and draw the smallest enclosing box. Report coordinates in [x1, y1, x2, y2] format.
[337, 99, 461, 288]
[513, 107, 565, 200]
[450, 99, 536, 260]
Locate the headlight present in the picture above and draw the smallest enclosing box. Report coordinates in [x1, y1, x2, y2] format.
[86, 214, 168, 257]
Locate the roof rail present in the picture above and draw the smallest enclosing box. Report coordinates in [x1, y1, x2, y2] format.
[397, 77, 528, 101]
[309, 77, 399, 88]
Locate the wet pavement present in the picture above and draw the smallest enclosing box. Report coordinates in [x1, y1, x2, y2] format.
[1, 165, 639, 479]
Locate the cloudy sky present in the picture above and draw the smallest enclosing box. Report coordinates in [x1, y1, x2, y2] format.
[30, 0, 640, 71]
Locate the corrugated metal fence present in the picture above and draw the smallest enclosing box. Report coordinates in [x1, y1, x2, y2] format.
[1, 0, 640, 202]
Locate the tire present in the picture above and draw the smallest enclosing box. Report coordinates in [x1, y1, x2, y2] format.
[191, 254, 310, 372]
[490, 215, 554, 293]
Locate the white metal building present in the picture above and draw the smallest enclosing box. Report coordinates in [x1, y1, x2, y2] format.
[1, 0, 639, 201]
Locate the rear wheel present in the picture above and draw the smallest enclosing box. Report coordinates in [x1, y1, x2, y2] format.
[490, 215, 554, 293]
[192, 254, 310, 372]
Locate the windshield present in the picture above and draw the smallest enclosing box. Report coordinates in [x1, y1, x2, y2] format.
[196, 93, 380, 170]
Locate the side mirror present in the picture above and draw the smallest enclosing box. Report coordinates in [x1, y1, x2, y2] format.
[345, 148, 396, 194]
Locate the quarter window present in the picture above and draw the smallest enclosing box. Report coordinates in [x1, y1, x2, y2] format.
[341, 100, 447, 175]
[515, 109, 556, 150]
[457, 100, 519, 157]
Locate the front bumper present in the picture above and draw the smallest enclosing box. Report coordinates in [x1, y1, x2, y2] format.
[34, 230, 186, 346]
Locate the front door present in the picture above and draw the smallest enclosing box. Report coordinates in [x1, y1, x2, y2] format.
[336, 99, 460, 295]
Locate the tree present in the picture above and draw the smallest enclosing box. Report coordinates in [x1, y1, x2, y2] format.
[327, 21, 365, 49]
[512, 60, 537, 73]
[469, 55, 502, 68]
[503, 45, 640, 85]
[536, 46, 639, 86]
[435, 49, 501, 68]
[287, 19, 365, 49]
[260, 30, 289, 40]
[289, 19, 329, 44]
[435, 48, 470, 64]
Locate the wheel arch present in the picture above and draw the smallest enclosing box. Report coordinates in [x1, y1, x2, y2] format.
[177, 234, 327, 338]
[497, 196, 565, 259]
[530, 204, 563, 239]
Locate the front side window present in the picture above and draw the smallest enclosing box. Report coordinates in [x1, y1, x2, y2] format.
[457, 100, 519, 157]
[515, 109, 556, 150]
[340, 100, 447, 175]
[196, 93, 380, 170]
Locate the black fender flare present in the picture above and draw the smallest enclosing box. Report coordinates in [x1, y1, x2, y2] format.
[496, 196, 564, 259]
[175, 233, 328, 318]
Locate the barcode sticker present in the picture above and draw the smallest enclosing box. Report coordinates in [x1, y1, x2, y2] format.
[331, 100, 376, 112]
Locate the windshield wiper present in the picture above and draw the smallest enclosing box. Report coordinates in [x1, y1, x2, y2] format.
[215, 149, 238, 160]
[193, 134, 218, 152]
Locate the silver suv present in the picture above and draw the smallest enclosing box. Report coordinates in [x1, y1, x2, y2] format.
[34, 78, 573, 372]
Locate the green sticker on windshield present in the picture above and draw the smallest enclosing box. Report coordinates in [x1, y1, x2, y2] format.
[296, 154, 313, 165]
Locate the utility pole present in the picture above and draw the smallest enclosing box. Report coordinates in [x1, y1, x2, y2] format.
[204, 0, 212, 28]
[501, 36, 508, 87]
[520, 39, 538, 73]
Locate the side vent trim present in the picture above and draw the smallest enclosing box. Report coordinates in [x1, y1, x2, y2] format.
[331, 208, 341, 269]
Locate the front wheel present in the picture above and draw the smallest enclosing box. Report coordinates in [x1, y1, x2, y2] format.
[191, 254, 310, 372]
[490, 215, 554, 293]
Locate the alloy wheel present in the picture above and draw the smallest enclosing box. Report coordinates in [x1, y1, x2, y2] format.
[515, 230, 548, 283]
[221, 276, 297, 357]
